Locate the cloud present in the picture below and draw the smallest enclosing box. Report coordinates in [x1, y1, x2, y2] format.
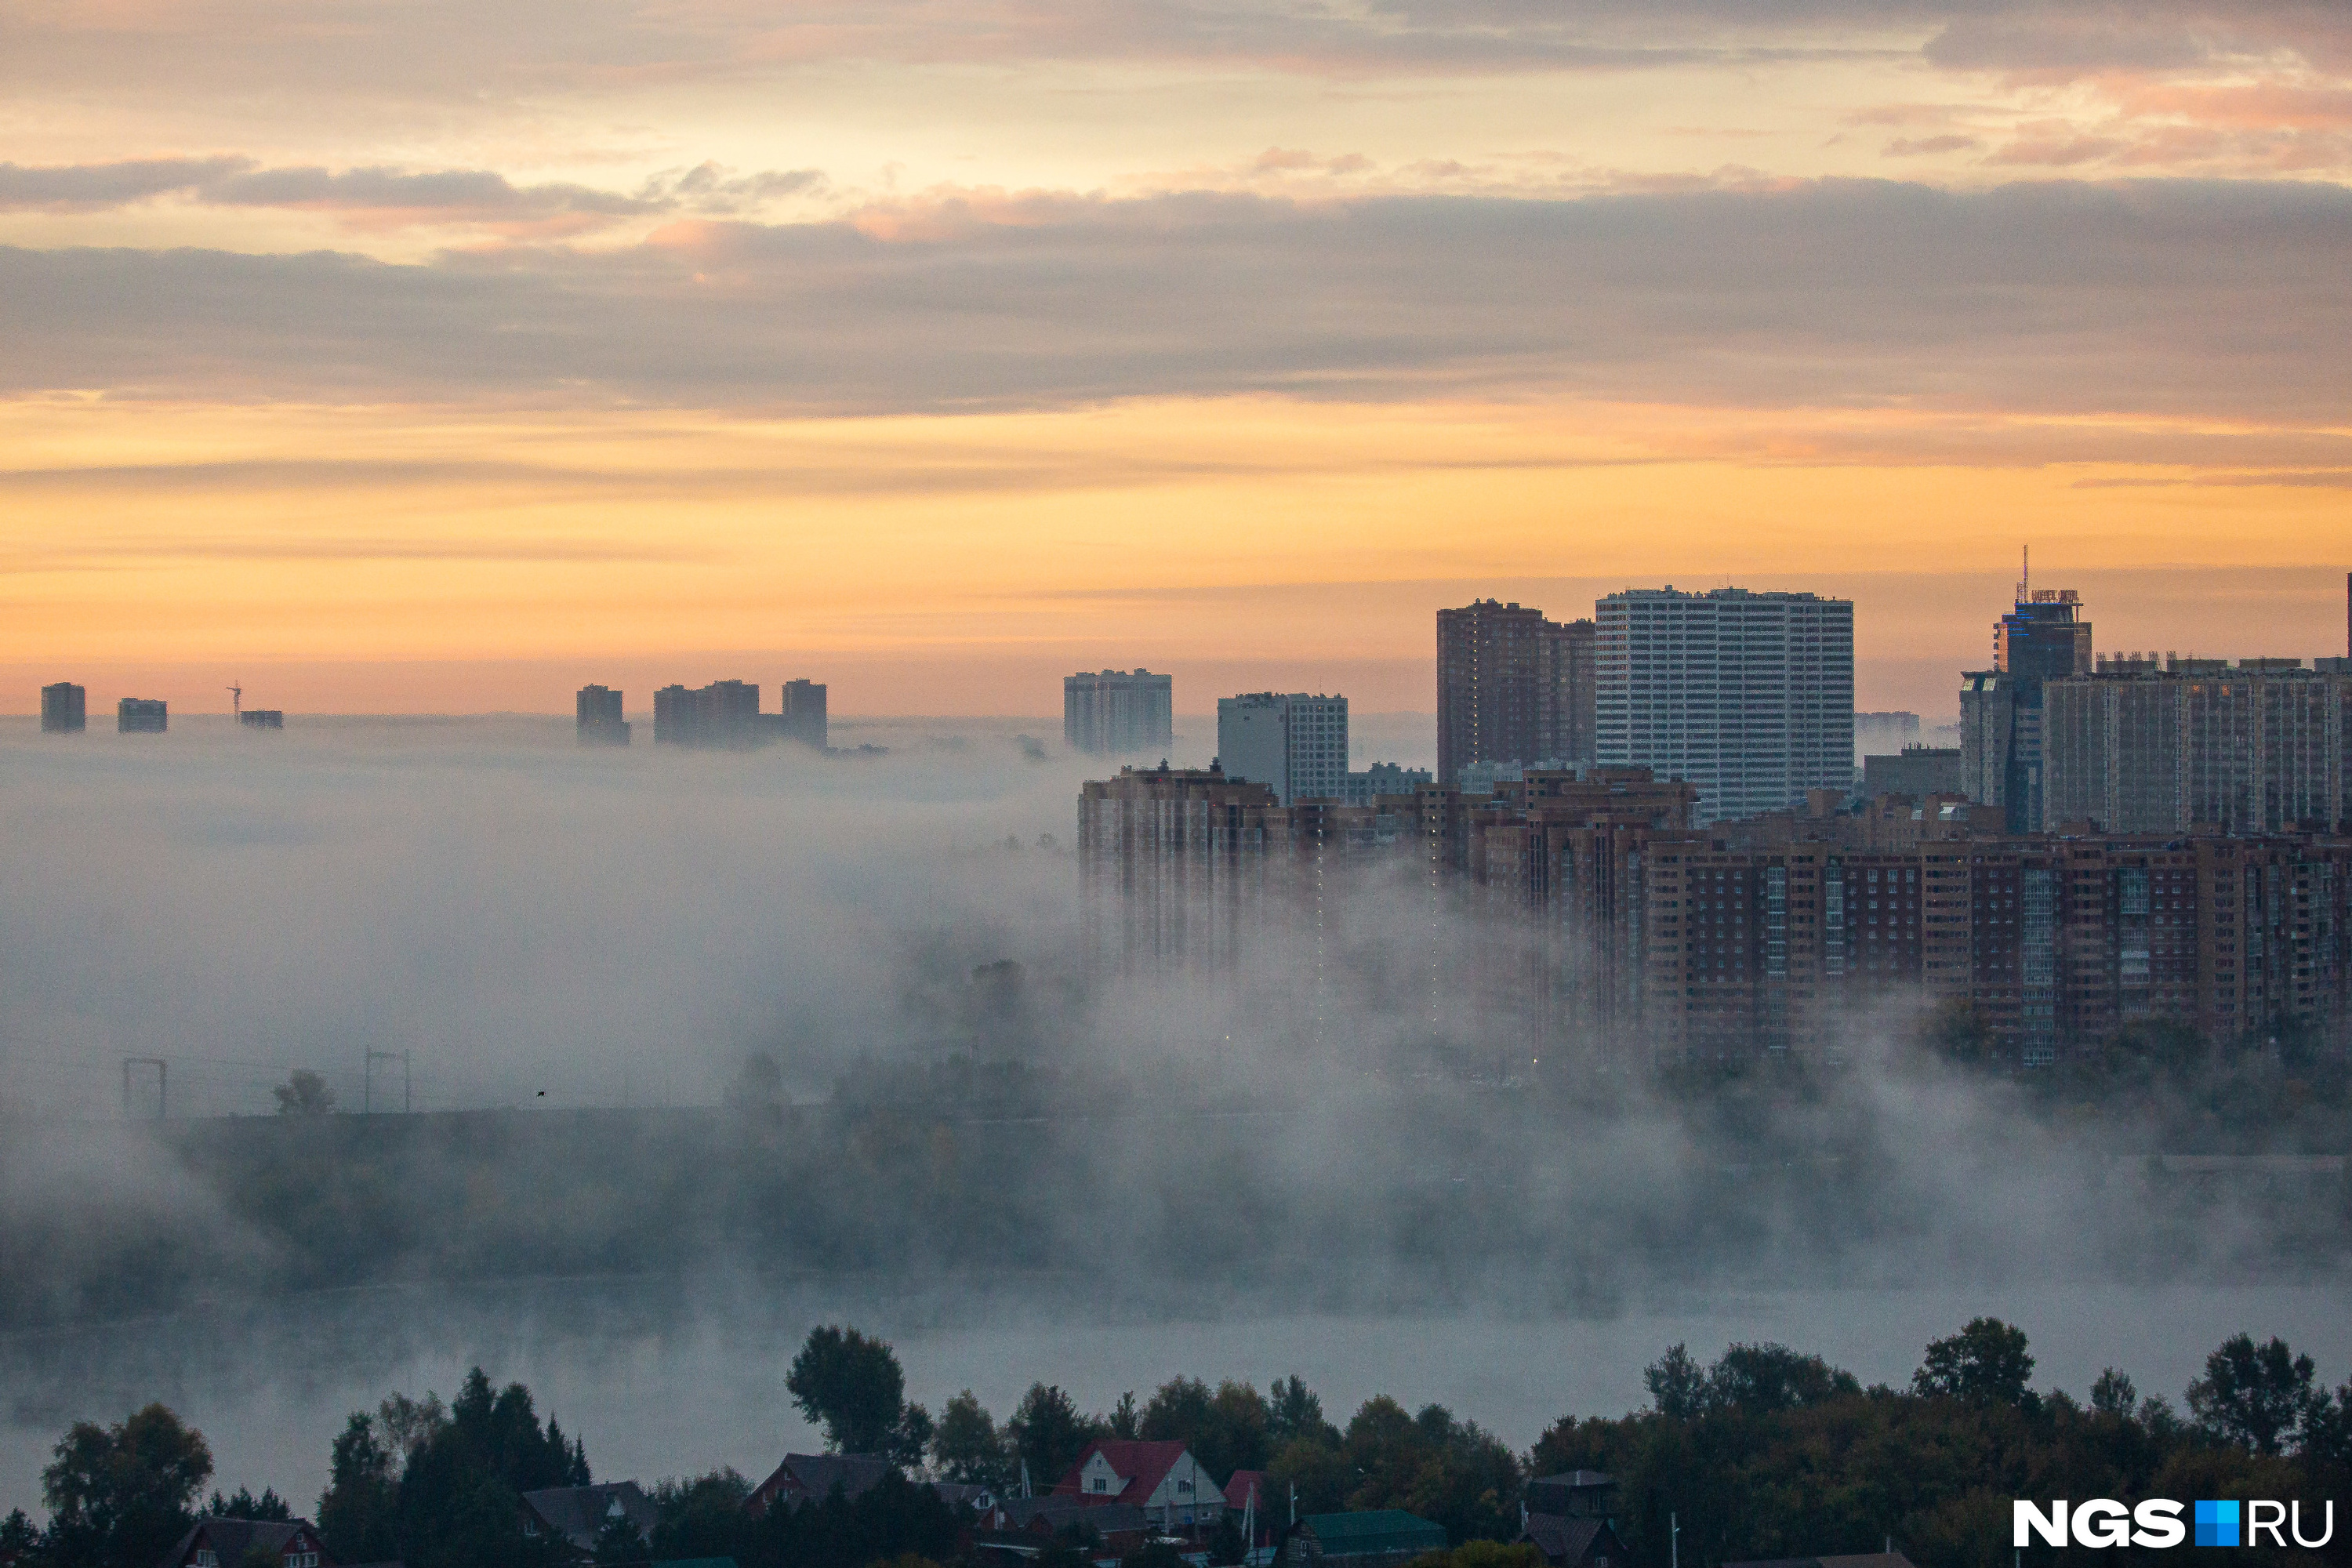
[2, 178, 2347, 423]
[0, 157, 825, 233]
[1883, 135, 1980, 156]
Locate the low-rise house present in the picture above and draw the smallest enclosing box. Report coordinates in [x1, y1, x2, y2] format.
[521, 1482, 659, 1554]
[1051, 1439, 1223, 1529]
[1517, 1471, 1630, 1568]
[1280, 1511, 1446, 1568]
[746, 1454, 895, 1514]
[158, 1518, 333, 1568]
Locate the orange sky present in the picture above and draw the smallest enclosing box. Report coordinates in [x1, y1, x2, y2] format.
[4, 2, 2349, 717]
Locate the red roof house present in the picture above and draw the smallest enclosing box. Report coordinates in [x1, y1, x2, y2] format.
[1052, 1439, 1225, 1528]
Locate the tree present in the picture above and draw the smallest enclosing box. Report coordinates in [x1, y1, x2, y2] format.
[2089, 1368, 2138, 1417]
[891, 1403, 935, 1470]
[931, 1392, 1010, 1489]
[1105, 1392, 1140, 1441]
[1644, 1345, 1707, 1420]
[1914, 1319, 2035, 1408]
[648, 1469, 752, 1563]
[40, 1403, 213, 1568]
[1918, 999, 1994, 1069]
[2187, 1334, 2320, 1454]
[0, 1508, 42, 1568]
[318, 1411, 401, 1563]
[787, 1327, 909, 1455]
[590, 1502, 646, 1563]
[273, 1069, 336, 1116]
[394, 1370, 585, 1568]
[207, 1486, 292, 1519]
[1706, 1343, 1860, 1415]
[1007, 1385, 1098, 1489]
[1268, 1376, 1336, 1450]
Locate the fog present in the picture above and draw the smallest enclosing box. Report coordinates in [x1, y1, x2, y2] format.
[2, 711, 2347, 1517]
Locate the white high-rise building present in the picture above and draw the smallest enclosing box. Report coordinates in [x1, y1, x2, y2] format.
[1595, 587, 1854, 825]
[1064, 669, 1174, 756]
[1214, 692, 1349, 805]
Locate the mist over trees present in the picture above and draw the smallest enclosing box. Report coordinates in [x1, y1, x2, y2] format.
[8, 1319, 2352, 1568]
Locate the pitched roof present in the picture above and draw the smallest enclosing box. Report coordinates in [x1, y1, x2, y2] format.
[521, 1481, 658, 1552]
[1521, 1515, 1608, 1565]
[1528, 1472, 1615, 1489]
[746, 1453, 896, 1514]
[1299, 1511, 1449, 1556]
[157, 1518, 327, 1568]
[1051, 1439, 1192, 1505]
[1000, 1498, 1152, 1538]
[1224, 1471, 1273, 1512]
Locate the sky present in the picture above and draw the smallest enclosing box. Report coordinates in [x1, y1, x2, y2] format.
[5, 0, 2350, 718]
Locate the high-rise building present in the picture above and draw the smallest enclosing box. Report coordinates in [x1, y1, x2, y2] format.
[40, 682, 85, 734]
[576, 684, 630, 746]
[2042, 656, 2352, 835]
[117, 698, 168, 733]
[653, 680, 760, 747]
[1593, 586, 1855, 826]
[1960, 583, 2092, 833]
[1437, 601, 1596, 784]
[238, 710, 285, 730]
[1079, 764, 1279, 976]
[779, 679, 828, 749]
[1216, 692, 1349, 805]
[1063, 670, 1173, 757]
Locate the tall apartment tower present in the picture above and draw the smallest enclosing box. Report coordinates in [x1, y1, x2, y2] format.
[1216, 692, 1348, 805]
[1960, 583, 2092, 833]
[117, 698, 168, 733]
[780, 679, 828, 749]
[653, 679, 760, 747]
[1436, 601, 1595, 784]
[40, 682, 85, 734]
[575, 684, 630, 746]
[1594, 587, 1856, 825]
[1063, 670, 1174, 757]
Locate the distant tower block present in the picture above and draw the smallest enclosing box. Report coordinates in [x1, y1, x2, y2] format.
[781, 678, 827, 749]
[117, 697, 168, 733]
[239, 709, 285, 729]
[40, 681, 86, 734]
[575, 684, 631, 746]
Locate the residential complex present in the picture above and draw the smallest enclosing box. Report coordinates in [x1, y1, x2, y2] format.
[1959, 586, 2092, 833]
[40, 681, 85, 734]
[576, 684, 631, 746]
[117, 698, 168, 733]
[1064, 669, 1174, 757]
[1595, 587, 1854, 825]
[1216, 691, 1350, 805]
[1436, 601, 1595, 784]
[649, 678, 827, 749]
[780, 678, 828, 750]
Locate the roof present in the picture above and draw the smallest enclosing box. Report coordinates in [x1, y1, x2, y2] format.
[1528, 1472, 1614, 1490]
[1224, 1471, 1272, 1512]
[1521, 1516, 1609, 1565]
[158, 1518, 327, 1568]
[521, 1482, 658, 1552]
[1724, 1555, 1917, 1568]
[1052, 1439, 1192, 1505]
[1300, 1511, 1449, 1556]
[747, 1453, 896, 1513]
[1000, 1498, 1152, 1538]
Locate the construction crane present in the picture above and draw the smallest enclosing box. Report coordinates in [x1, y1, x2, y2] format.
[227, 681, 242, 721]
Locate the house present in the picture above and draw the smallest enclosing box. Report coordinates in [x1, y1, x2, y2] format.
[520, 1482, 659, 1554]
[745, 1454, 896, 1514]
[1223, 1471, 1273, 1515]
[1051, 1439, 1223, 1529]
[1517, 1471, 1630, 1568]
[972, 1498, 1150, 1567]
[1280, 1511, 1447, 1568]
[157, 1518, 333, 1568]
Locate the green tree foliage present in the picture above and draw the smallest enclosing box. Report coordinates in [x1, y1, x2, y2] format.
[1142, 1377, 1273, 1480]
[1704, 1342, 1863, 1415]
[206, 1486, 292, 1519]
[1913, 1318, 2036, 1409]
[318, 1411, 401, 1563]
[1405, 1544, 1547, 1568]
[272, 1069, 336, 1116]
[1268, 1395, 1519, 1545]
[1106, 1391, 1141, 1441]
[393, 1369, 586, 1568]
[788, 1327, 909, 1455]
[590, 1500, 648, 1563]
[1917, 999, 1994, 1068]
[1267, 1376, 1338, 1450]
[1007, 1384, 1101, 1488]
[930, 1392, 1011, 1489]
[40, 1403, 213, 1568]
[735, 1470, 964, 1568]
[1642, 1345, 1706, 1421]
[1, 1508, 45, 1567]
[647, 1468, 753, 1561]
[2187, 1334, 2321, 1454]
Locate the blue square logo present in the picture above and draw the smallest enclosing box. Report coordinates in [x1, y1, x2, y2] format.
[2195, 1500, 2240, 1548]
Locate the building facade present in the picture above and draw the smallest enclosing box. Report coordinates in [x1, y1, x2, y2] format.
[1216, 692, 1349, 805]
[1594, 587, 1855, 825]
[1436, 601, 1597, 784]
[1079, 766, 1281, 976]
[653, 679, 761, 747]
[779, 678, 828, 749]
[40, 681, 85, 734]
[2042, 658, 2351, 836]
[1960, 587, 2093, 833]
[1863, 746, 1962, 800]
[1064, 670, 1174, 757]
[576, 684, 631, 746]
[117, 697, 167, 733]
